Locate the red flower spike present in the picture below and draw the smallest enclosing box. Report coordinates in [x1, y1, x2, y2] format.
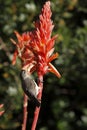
[11, 1, 61, 130]
[11, 1, 61, 78]
[29, 1, 61, 77]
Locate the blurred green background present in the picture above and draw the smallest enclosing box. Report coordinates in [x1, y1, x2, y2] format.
[0, 0, 87, 130]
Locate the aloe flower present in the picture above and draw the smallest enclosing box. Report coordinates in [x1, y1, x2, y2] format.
[11, 32, 35, 70]
[11, 2, 61, 78]
[11, 1, 61, 130]
[28, 1, 61, 78]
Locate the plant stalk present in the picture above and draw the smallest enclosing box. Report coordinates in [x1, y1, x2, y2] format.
[22, 94, 28, 130]
[31, 75, 43, 130]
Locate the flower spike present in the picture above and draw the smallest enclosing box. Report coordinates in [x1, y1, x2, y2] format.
[11, 1, 61, 78]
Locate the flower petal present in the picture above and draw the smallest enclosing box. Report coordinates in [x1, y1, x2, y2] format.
[14, 31, 23, 43]
[48, 53, 58, 63]
[10, 38, 17, 45]
[46, 48, 54, 58]
[48, 63, 61, 78]
[46, 35, 57, 52]
[12, 50, 18, 65]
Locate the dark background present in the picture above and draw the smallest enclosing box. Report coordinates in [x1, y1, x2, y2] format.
[0, 0, 87, 130]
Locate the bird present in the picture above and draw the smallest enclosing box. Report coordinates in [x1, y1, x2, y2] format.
[20, 70, 41, 107]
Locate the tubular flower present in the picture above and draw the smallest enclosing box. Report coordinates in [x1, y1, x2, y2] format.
[11, 1, 61, 78]
[11, 31, 36, 71]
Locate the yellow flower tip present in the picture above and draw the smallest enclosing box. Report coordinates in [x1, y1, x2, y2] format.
[56, 71, 61, 78]
[55, 52, 59, 58]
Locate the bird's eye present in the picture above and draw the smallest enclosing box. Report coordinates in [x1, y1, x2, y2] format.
[23, 70, 26, 74]
[21, 70, 26, 76]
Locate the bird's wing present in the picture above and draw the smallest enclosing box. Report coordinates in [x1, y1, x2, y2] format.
[25, 89, 41, 107]
[21, 76, 41, 107]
